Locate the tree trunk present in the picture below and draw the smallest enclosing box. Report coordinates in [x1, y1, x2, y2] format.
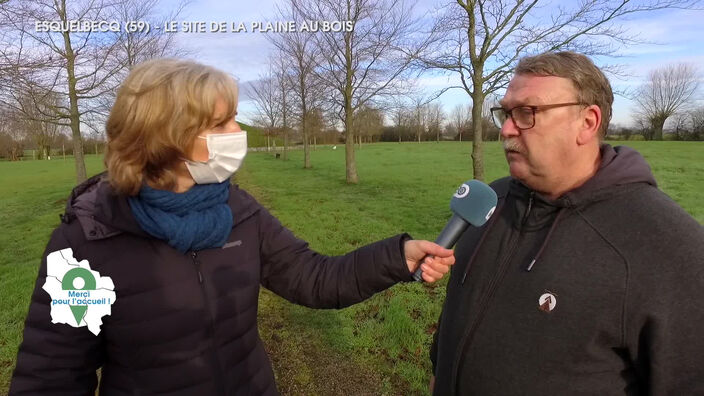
[60, 2, 86, 183]
[344, 49, 359, 184]
[67, 73, 86, 179]
[343, 27, 358, 184]
[283, 124, 288, 161]
[471, 89, 485, 181]
[296, 60, 311, 166]
[344, 107, 358, 184]
[282, 91, 289, 160]
[653, 116, 666, 141]
[303, 129, 310, 168]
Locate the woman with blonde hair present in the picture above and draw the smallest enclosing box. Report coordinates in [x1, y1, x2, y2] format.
[10, 58, 455, 395]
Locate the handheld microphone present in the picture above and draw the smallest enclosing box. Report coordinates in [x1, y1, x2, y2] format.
[412, 180, 498, 282]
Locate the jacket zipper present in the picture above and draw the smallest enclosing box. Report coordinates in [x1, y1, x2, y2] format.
[191, 251, 227, 395]
[449, 192, 534, 394]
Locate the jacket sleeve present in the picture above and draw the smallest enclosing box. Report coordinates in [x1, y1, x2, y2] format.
[257, 206, 414, 308]
[9, 226, 104, 396]
[624, 217, 704, 395]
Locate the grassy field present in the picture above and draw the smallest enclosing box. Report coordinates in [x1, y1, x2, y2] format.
[237, 141, 703, 395]
[0, 142, 701, 394]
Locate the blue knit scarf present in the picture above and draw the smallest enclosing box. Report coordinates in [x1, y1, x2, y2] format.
[128, 181, 233, 253]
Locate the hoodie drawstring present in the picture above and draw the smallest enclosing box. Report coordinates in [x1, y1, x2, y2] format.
[525, 207, 566, 272]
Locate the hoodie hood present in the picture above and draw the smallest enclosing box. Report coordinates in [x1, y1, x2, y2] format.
[560, 144, 657, 207]
[510, 144, 657, 210]
[503, 144, 658, 272]
[63, 172, 261, 242]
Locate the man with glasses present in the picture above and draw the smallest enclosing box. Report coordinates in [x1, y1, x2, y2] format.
[429, 51, 704, 395]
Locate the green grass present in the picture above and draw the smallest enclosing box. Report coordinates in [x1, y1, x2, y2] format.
[0, 155, 106, 392]
[236, 141, 703, 394]
[0, 142, 702, 394]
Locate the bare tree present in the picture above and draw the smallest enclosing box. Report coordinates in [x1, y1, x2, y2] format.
[273, 54, 294, 160]
[450, 103, 471, 142]
[690, 107, 704, 140]
[354, 105, 384, 145]
[306, 107, 326, 149]
[0, 106, 25, 160]
[249, 63, 282, 152]
[118, 0, 188, 68]
[269, 3, 322, 168]
[409, 95, 429, 143]
[0, 0, 127, 181]
[427, 102, 445, 142]
[0, 0, 186, 183]
[665, 106, 704, 141]
[633, 114, 653, 140]
[671, 112, 689, 141]
[421, 0, 700, 180]
[634, 63, 700, 140]
[84, 0, 189, 130]
[389, 97, 411, 142]
[293, 0, 427, 183]
[23, 92, 64, 159]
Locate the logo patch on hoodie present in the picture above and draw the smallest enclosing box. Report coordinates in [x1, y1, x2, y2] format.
[538, 292, 557, 313]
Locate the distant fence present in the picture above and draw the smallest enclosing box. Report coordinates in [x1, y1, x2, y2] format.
[1, 145, 348, 161]
[248, 144, 340, 152]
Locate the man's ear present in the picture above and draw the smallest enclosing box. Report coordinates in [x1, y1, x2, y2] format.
[577, 105, 601, 145]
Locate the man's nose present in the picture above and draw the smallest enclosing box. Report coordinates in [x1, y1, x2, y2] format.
[500, 117, 519, 140]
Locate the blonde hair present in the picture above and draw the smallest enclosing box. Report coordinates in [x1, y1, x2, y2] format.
[105, 58, 238, 195]
[515, 51, 613, 139]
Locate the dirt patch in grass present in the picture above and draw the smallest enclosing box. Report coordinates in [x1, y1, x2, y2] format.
[258, 289, 406, 396]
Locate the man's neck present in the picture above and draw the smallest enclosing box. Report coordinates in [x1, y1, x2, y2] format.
[544, 147, 602, 200]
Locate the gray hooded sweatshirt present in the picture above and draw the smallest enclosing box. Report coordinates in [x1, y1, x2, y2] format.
[430, 144, 704, 395]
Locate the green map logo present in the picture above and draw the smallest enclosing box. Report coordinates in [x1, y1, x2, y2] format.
[61, 267, 97, 325]
[43, 248, 116, 335]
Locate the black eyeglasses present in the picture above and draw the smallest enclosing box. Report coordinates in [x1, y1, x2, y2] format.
[490, 102, 587, 130]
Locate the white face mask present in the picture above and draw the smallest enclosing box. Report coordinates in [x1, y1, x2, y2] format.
[185, 131, 247, 184]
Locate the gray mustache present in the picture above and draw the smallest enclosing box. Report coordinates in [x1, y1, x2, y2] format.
[503, 139, 524, 153]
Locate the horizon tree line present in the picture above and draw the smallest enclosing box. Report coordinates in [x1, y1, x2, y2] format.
[2, 0, 702, 182]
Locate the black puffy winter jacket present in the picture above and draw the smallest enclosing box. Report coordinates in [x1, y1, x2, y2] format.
[10, 173, 413, 395]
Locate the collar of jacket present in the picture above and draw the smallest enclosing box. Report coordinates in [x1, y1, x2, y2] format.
[63, 171, 261, 242]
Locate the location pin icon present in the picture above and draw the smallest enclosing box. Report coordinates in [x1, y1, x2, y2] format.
[61, 268, 97, 325]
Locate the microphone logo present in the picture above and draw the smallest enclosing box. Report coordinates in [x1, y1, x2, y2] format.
[454, 184, 470, 199]
[485, 206, 496, 220]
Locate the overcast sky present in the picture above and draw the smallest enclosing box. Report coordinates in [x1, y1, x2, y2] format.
[157, 0, 704, 127]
